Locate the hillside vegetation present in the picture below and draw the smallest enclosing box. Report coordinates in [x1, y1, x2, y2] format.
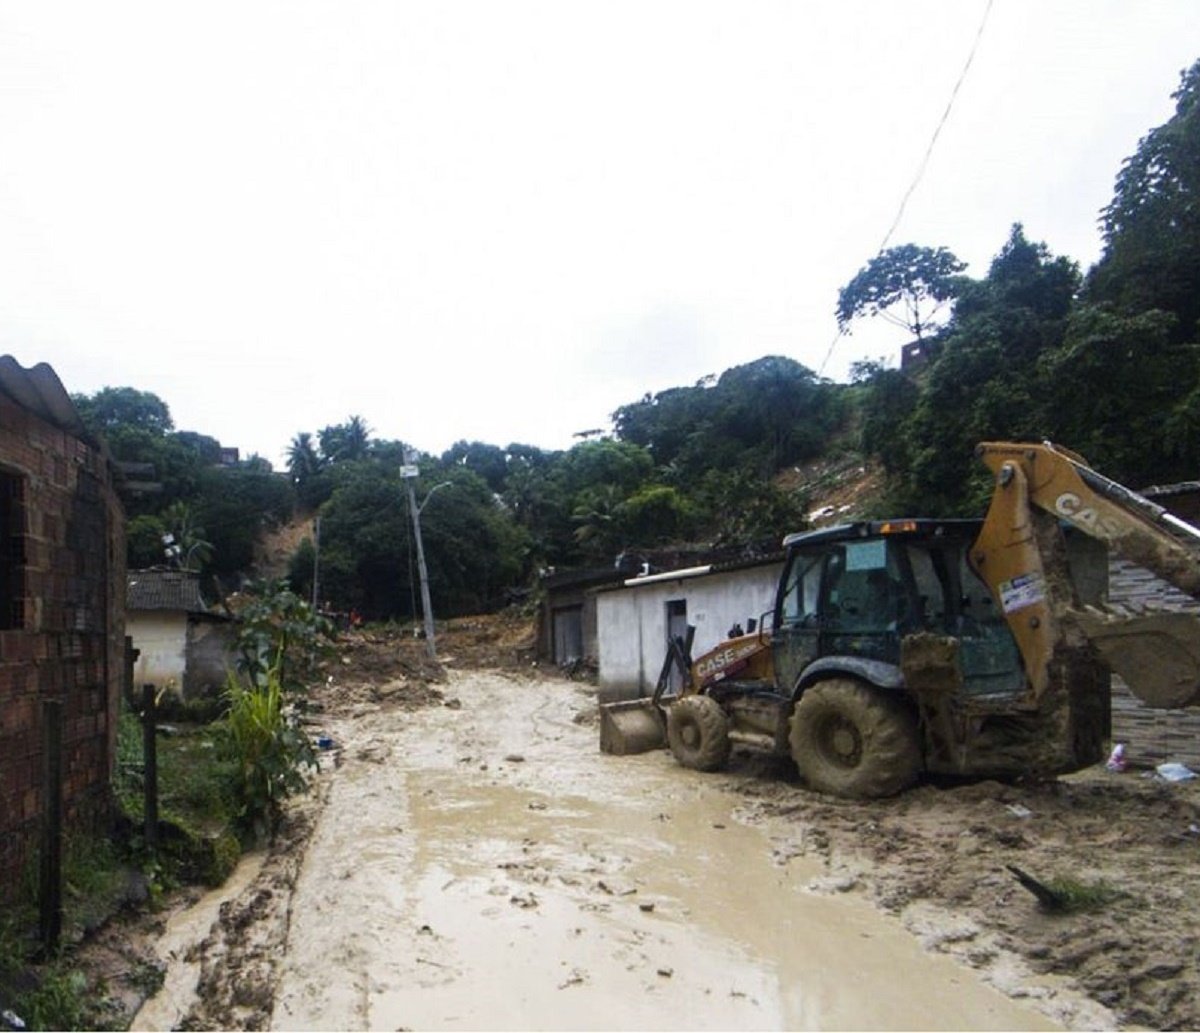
[76, 59, 1200, 622]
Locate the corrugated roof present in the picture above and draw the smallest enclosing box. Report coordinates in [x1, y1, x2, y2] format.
[127, 569, 209, 613]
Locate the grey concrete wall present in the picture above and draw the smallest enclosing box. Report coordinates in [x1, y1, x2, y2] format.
[184, 619, 235, 700]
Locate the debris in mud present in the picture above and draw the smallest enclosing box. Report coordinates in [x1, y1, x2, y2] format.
[557, 968, 587, 989]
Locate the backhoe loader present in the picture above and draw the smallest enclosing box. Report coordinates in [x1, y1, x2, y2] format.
[599, 441, 1200, 797]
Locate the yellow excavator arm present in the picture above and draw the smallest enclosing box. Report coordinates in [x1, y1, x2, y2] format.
[972, 441, 1200, 709]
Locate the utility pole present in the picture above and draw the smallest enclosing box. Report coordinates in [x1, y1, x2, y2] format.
[401, 457, 450, 660]
[311, 514, 322, 611]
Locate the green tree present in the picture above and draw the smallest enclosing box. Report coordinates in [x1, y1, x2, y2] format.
[694, 470, 808, 546]
[194, 464, 293, 577]
[287, 431, 331, 509]
[612, 357, 841, 481]
[855, 365, 920, 476]
[72, 386, 174, 435]
[1089, 59, 1200, 339]
[318, 415, 372, 464]
[441, 440, 508, 492]
[287, 432, 322, 484]
[858, 229, 1079, 514]
[127, 513, 168, 568]
[837, 244, 966, 340]
[1040, 306, 1199, 484]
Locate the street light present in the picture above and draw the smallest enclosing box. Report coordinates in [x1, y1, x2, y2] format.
[401, 458, 451, 659]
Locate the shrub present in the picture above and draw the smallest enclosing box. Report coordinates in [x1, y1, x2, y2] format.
[221, 668, 316, 835]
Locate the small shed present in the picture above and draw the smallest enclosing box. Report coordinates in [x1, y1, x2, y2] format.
[537, 566, 626, 667]
[127, 569, 233, 703]
[595, 555, 784, 703]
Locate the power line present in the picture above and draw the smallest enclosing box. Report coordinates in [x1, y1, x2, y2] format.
[818, 0, 995, 377]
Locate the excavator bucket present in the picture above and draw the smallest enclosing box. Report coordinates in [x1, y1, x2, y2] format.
[599, 630, 692, 755]
[1072, 608, 1200, 709]
[599, 699, 666, 755]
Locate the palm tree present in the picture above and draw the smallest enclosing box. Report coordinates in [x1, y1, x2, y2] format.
[287, 432, 322, 485]
[162, 501, 214, 571]
[317, 416, 372, 464]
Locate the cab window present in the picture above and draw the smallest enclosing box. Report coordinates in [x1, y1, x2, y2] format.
[779, 551, 822, 623]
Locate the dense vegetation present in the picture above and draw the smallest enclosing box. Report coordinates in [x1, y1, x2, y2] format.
[76, 59, 1200, 621]
[852, 60, 1200, 513]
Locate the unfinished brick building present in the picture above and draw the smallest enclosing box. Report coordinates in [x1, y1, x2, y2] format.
[0, 356, 126, 901]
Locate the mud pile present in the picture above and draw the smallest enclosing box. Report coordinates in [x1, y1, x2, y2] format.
[311, 628, 446, 715]
[310, 610, 540, 716]
[436, 610, 539, 670]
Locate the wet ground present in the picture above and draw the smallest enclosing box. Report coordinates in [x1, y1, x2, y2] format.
[160, 669, 1098, 1031]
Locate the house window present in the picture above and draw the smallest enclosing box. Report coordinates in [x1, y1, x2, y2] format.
[0, 470, 26, 629]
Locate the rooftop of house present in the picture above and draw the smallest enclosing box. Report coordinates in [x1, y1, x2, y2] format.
[127, 569, 209, 613]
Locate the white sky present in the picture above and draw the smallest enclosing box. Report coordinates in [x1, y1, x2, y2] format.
[1, 2, 1197, 467]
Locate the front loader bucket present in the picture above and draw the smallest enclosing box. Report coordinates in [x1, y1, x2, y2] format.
[1072, 608, 1200, 709]
[599, 699, 666, 755]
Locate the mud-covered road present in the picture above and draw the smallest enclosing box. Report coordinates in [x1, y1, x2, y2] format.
[138, 666, 1187, 1032]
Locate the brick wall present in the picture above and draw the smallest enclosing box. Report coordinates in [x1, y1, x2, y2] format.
[0, 392, 125, 902]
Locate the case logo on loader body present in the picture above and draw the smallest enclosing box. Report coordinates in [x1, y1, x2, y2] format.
[694, 638, 762, 686]
[1054, 492, 1125, 540]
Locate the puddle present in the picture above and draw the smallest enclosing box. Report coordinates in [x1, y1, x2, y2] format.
[130, 850, 268, 1031]
[270, 672, 1060, 1031]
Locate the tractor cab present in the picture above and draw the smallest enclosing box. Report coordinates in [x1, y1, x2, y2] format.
[772, 520, 1025, 700]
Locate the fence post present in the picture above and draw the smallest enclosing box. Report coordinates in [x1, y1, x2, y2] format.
[142, 684, 158, 853]
[39, 699, 63, 954]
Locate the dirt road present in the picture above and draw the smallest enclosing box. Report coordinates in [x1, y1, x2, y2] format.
[148, 667, 1150, 1031]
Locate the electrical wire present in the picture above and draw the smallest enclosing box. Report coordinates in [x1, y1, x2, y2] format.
[818, 0, 995, 377]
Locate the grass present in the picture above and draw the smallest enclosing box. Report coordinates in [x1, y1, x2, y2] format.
[2, 670, 319, 1029]
[1, 705, 247, 1029]
[1042, 875, 1126, 913]
[0, 839, 125, 1032]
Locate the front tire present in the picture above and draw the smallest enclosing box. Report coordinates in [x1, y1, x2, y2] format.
[789, 679, 920, 798]
[667, 695, 731, 771]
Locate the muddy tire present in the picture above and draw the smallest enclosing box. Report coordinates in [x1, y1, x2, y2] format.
[789, 679, 920, 798]
[667, 695, 731, 771]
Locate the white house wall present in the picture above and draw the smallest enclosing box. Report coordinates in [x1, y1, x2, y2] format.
[596, 563, 783, 701]
[129, 611, 188, 692]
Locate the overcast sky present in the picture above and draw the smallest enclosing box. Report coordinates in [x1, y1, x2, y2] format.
[1, 2, 1197, 467]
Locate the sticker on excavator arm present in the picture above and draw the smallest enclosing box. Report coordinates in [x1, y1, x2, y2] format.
[999, 572, 1045, 614]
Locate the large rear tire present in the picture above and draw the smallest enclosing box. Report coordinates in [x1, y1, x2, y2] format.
[667, 695, 731, 771]
[789, 679, 920, 798]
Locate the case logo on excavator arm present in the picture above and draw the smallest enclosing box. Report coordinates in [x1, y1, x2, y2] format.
[1054, 492, 1125, 540]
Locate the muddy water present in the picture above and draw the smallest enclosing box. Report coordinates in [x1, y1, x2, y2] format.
[130, 851, 267, 1031]
[271, 671, 1058, 1031]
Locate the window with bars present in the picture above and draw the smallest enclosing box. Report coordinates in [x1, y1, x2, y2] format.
[0, 471, 26, 629]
